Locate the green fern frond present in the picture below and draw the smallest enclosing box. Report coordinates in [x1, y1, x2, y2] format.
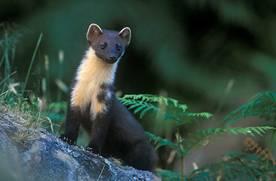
[146, 126, 275, 157]
[185, 126, 275, 151]
[119, 94, 212, 124]
[122, 93, 275, 180]
[175, 112, 212, 125]
[145, 132, 177, 150]
[224, 91, 276, 126]
[195, 126, 275, 137]
[119, 98, 159, 119]
[120, 94, 188, 111]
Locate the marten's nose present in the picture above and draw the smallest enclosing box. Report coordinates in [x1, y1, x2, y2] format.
[110, 56, 117, 61]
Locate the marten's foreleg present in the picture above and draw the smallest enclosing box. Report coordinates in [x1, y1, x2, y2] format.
[60, 106, 81, 144]
[87, 114, 111, 154]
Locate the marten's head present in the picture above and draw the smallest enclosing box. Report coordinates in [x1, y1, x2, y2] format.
[86, 23, 131, 64]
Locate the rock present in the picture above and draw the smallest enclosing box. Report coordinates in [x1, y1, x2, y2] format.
[0, 111, 158, 181]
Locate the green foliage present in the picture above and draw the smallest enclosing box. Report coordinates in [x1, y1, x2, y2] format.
[156, 168, 182, 181]
[156, 150, 276, 181]
[189, 152, 276, 181]
[224, 91, 276, 126]
[0, 29, 63, 134]
[120, 94, 212, 125]
[121, 94, 188, 111]
[22, 33, 43, 94]
[120, 94, 275, 153]
[194, 126, 274, 137]
[120, 93, 276, 180]
[145, 132, 177, 150]
[46, 101, 67, 122]
[146, 126, 276, 159]
[158, 151, 276, 181]
[0, 24, 20, 90]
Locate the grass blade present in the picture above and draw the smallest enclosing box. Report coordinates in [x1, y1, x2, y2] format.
[22, 33, 43, 94]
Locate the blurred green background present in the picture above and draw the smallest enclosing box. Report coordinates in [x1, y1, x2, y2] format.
[1, 0, 276, 112]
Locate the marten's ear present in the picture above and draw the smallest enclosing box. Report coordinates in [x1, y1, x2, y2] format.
[87, 23, 103, 44]
[119, 27, 131, 45]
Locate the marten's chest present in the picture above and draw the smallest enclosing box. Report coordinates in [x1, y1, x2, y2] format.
[70, 48, 117, 119]
[71, 82, 113, 119]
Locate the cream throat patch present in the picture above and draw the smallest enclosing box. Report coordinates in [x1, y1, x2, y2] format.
[71, 48, 118, 119]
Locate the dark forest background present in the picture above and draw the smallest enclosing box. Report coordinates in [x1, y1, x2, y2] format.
[0, 0, 276, 178]
[1, 0, 275, 110]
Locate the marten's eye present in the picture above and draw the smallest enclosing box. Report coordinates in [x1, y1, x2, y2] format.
[100, 42, 107, 49]
[115, 44, 122, 51]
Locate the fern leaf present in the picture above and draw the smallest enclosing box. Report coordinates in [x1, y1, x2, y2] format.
[145, 132, 177, 150]
[196, 126, 275, 138]
[120, 94, 188, 111]
[119, 94, 211, 125]
[139, 106, 154, 119]
[174, 112, 213, 126]
[186, 112, 213, 119]
[184, 126, 275, 152]
[224, 91, 276, 126]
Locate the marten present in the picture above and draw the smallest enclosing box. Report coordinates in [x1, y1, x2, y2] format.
[60, 23, 157, 171]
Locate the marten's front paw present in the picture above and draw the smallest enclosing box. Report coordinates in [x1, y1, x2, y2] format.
[85, 146, 93, 152]
[86, 143, 101, 154]
[60, 135, 75, 145]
